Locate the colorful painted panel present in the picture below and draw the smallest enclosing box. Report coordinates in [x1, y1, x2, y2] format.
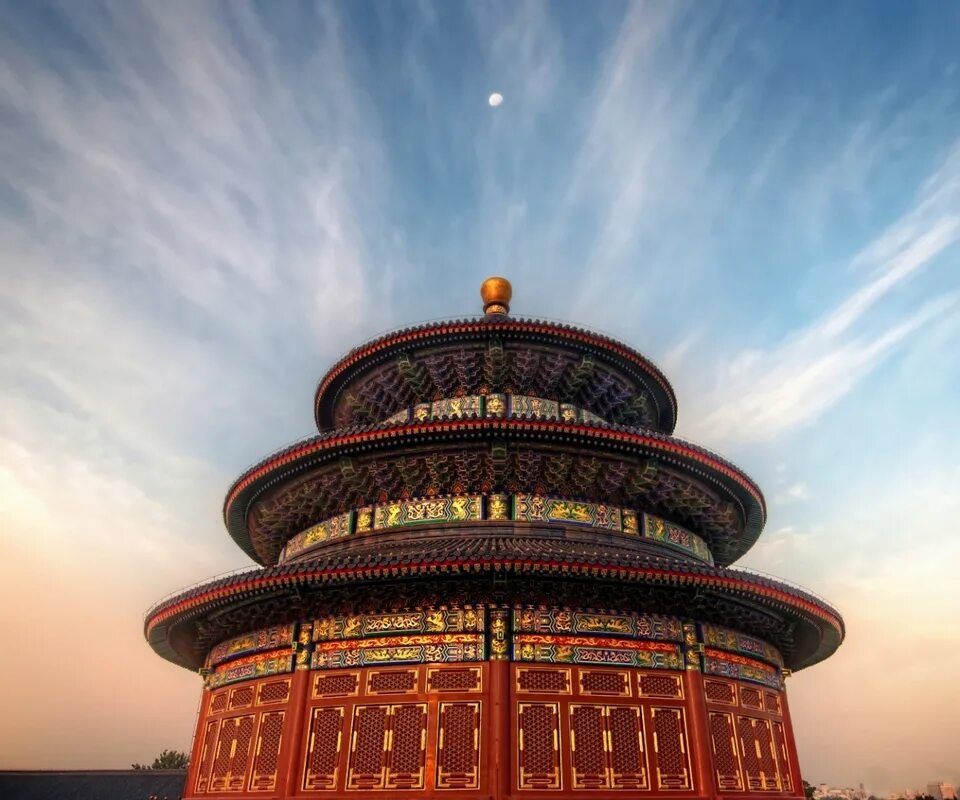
[207, 650, 294, 689]
[514, 608, 683, 642]
[700, 623, 783, 667]
[515, 634, 684, 670]
[282, 511, 353, 559]
[207, 624, 295, 668]
[431, 395, 482, 419]
[703, 649, 783, 689]
[515, 494, 622, 530]
[511, 395, 560, 420]
[313, 608, 484, 641]
[642, 513, 714, 564]
[373, 495, 482, 529]
[312, 634, 485, 669]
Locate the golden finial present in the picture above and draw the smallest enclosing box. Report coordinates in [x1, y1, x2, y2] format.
[480, 276, 512, 316]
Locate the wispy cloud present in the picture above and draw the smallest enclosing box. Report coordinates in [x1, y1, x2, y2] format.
[683, 142, 960, 444]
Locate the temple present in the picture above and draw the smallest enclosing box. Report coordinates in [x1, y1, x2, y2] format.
[145, 277, 843, 799]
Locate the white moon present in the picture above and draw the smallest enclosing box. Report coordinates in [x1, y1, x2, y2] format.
[488, 92, 503, 107]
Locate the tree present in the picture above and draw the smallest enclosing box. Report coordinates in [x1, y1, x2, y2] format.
[804, 781, 817, 800]
[131, 749, 190, 770]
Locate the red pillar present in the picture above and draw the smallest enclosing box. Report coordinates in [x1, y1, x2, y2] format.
[779, 678, 805, 797]
[683, 667, 718, 800]
[183, 682, 209, 799]
[280, 624, 314, 797]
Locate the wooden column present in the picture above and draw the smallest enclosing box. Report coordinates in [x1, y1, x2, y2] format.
[779, 677, 806, 798]
[488, 608, 512, 799]
[183, 680, 210, 799]
[280, 623, 314, 797]
[683, 622, 718, 800]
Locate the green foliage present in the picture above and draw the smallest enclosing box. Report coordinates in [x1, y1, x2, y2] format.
[131, 749, 190, 770]
[804, 781, 817, 800]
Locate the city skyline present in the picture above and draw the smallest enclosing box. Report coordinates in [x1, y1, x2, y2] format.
[1, 1, 958, 794]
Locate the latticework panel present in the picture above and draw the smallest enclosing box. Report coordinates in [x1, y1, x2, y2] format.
[194, 719, 219, 794]
[773, 720, 794, 791]
[257, 680, 290, 705]
[517, 702, 562, 790]
[639, 673, 683, 699]
[249, 711, 284, 792]
[704, 678, 736, 705]
[579, 669, 630, 697]
[229, 686, 254, 710]
[737, 715, 764, 791]
[755, 717, 781, 790]
[210, 692, 228, 714]
[427, 666, 482, 693]
[570, 704, 607, 789]
[516, 667, 571, 694]
[313, 672, 360, 698]
[385, 704, 427, 790]
[346, 705, 389, 789]
[303, 707, 344, 791]
[608, 705, 648, 790]
[436, 702, 481, 790]
[740, 686, 763, 710]
[709, 711, 744, 792]
[765, 691, 782, 715]
[210, 714, 255, 792]
[368, 668, 418, 695]
[651, 706, 692, 790]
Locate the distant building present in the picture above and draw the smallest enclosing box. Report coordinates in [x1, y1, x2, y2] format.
[929, 783, 957, 800]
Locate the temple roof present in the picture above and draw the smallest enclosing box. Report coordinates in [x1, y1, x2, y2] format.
[224, 416, 766, 567]
[313, 317, 679, 433]
[144, 526, 843, 674]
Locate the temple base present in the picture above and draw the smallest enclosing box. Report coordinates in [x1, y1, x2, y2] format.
[186, 662, 802, 799]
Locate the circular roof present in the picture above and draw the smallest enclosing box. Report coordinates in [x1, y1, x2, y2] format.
[313, 317, 679, 433]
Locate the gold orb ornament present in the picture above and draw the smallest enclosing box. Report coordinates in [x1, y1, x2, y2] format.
[480, 276, 512, 315]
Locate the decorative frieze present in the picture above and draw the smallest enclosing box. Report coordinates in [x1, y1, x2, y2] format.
[700, 623, 783, 667]
[207, 650, 294, 689]
[312, 634, 485, 669]
[279, 496, 713, 565]
[207, 624, 295, 669]
[703, 648, 783, 689]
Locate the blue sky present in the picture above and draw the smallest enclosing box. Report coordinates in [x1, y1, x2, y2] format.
[1, 1, 958, 790]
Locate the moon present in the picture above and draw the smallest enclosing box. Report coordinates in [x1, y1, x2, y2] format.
[488, 92, 503, 107]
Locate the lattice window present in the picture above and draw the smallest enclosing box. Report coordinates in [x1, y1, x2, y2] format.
[516, 667, 571, 694]
[608, 706, 648, 790]
[764, 691, 782, 715]
[210, 714, 255, 792]
[257, 680, 290, 705]
[517, 703, 562, 790]
[772, 720, 793, 792]
[303, 707, 344, 791]
[385, 704, 427, 790]
[367, 669, 418, 695]
[639, 673, 683, 699]
[737, 715, 763, 791]
[709, 711, 743, 792]
[571, 705, 607, 789]
[704, 678, 736, 705]
[651, 707, 692, 790]
[579, 669, 630, 697]
[436, 702, 481, 789]
[210, 692, 228, 714]
[194, 719, 219, 794]
[346, 704, 427, 791]
[740, 687, 763, 710]
[347, 705, 389, 790]
[313, 672, 359, 698]
[427, 666, 482, 693]
[229, 686, 254, 710]
[569, 704, 648, 790]
[249, 711, 284, 792]
[755, 718, 781, 790]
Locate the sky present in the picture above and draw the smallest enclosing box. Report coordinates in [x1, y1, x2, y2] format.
[0, 0, 958, 792]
